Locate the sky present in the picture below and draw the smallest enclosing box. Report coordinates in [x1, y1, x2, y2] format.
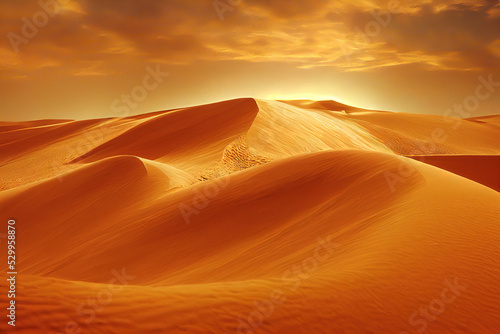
[1, 0, 499, 121]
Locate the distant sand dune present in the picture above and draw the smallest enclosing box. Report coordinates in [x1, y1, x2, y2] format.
[466, 114, 500, 125]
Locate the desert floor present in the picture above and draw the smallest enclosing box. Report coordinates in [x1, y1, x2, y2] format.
[1, 98, 499, 333]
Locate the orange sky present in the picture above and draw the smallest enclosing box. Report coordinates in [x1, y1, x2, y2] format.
[1, 0, 499, 121]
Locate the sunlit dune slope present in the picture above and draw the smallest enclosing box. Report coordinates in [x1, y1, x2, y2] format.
[0, 119, 72, 132]
[245, 100, 392, 159]
[347, 112, 500, 155]
[0, 119, 107, 164]
[75, 98, 261, 163]
[1, 98, 499, 191]
[0, 116, 152, 189]
[0, 98, 499, 334]
[279, 99, 500, 154]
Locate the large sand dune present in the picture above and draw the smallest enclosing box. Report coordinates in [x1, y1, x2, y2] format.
[0, 98, 499, 333]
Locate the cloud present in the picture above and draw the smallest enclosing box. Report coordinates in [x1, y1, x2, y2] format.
[246, 0, 330, 18]
[1, 0, 499, 79]
[332, 0, 500, 70]
[381, 1, 500, 53]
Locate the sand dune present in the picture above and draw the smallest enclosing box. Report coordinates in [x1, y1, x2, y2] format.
[76, 98, 260, 163]
[346, 112, 500, 155]
[466, 114, 500, 126]
[279, 99, 370, 113]
[407, 154, 500, 191]
[0, 119, 72, 132]
[0, 119, 108, 164]
[0, 98, 499, 333]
